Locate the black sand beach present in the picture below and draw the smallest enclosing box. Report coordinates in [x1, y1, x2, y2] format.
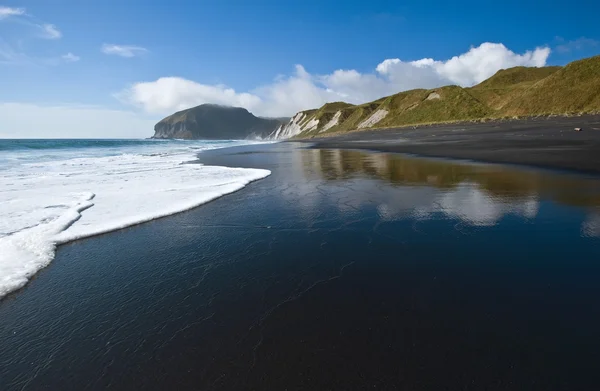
[309, 115, 600, 174]
[2, 142, 600, 390]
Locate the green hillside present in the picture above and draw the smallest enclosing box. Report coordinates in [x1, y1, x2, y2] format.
[379, 86, 492, 126]
[502, 55, 600, 115]
[469, 66, 561, 110]
[472, 66, 561, 90]
[285, 54, 600, 139]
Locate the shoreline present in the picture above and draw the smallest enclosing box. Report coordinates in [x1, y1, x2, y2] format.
[0, 139, 272, 301]
[2, 142, 600, 390]
[302, 114, 600, 175]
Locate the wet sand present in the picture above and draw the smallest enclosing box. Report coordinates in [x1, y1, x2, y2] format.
[307, 115, 600, 174]
[1, 143, 600, 390]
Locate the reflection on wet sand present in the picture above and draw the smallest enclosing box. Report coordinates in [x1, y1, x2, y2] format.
[300, 148, 600, 230]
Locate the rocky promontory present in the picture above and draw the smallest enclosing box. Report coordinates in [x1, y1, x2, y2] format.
[152, 104, 286, 140]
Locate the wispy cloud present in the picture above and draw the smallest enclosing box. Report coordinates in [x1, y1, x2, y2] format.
[101, 44, 148, 58]
[555, 37, 599, 53]
[40, 23, 61, 39]
[0, 6, 74, 66]
[0, 39, 28, 64]
[61, 52, 80, 62]
[0, 6, 62, 40]
[0, 6, 25, 19]
[1, 38, 79, 66]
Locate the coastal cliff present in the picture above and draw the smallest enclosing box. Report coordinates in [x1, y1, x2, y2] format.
[153, 55, 600, 141]
[275, 54, 600, 139]
[152, 104, 286, 140]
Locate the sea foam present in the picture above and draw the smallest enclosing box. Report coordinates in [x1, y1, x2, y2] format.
[0, 140, 271, 298]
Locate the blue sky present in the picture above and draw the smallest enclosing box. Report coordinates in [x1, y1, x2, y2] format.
[1, 0, 599, 137]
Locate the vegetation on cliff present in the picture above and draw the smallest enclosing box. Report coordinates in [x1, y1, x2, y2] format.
[282, 55, 600, 138]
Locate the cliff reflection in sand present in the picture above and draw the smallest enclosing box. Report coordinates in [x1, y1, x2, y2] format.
[300, 148, 600, 230]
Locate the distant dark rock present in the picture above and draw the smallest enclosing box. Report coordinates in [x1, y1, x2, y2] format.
[152, 104, 287, 140]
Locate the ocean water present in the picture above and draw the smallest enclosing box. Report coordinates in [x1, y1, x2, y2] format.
[2, 142, 600, 389]
[0, 139, 271, 298]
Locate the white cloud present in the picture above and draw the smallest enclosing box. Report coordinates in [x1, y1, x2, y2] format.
[377, 43, 550, 87]
[101, 44, 148, 58]
[119, 77, 262, 114]
[0, 103, 157, 138]
[436, 43, 550, 85]
[40, 23, 61, 39]
[120, 65, 345, 118]
[321, 69, 391, 102]
[254, 65, 343, 116]
[120, 42, 551, 118]
[61, 52, 80, 62]
[0, 6, 25, 19]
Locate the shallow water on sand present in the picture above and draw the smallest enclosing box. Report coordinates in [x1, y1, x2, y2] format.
[1, 142, 600, 390]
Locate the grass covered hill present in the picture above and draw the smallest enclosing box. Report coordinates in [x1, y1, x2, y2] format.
[284, 55, 600, 138]
[501, 55, 600, 115]
[469, 66, 561, 110]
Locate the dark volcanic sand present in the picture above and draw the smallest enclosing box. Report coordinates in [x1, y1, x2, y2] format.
[2, 143, 600, 390]
[308, 115, 600, 174]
